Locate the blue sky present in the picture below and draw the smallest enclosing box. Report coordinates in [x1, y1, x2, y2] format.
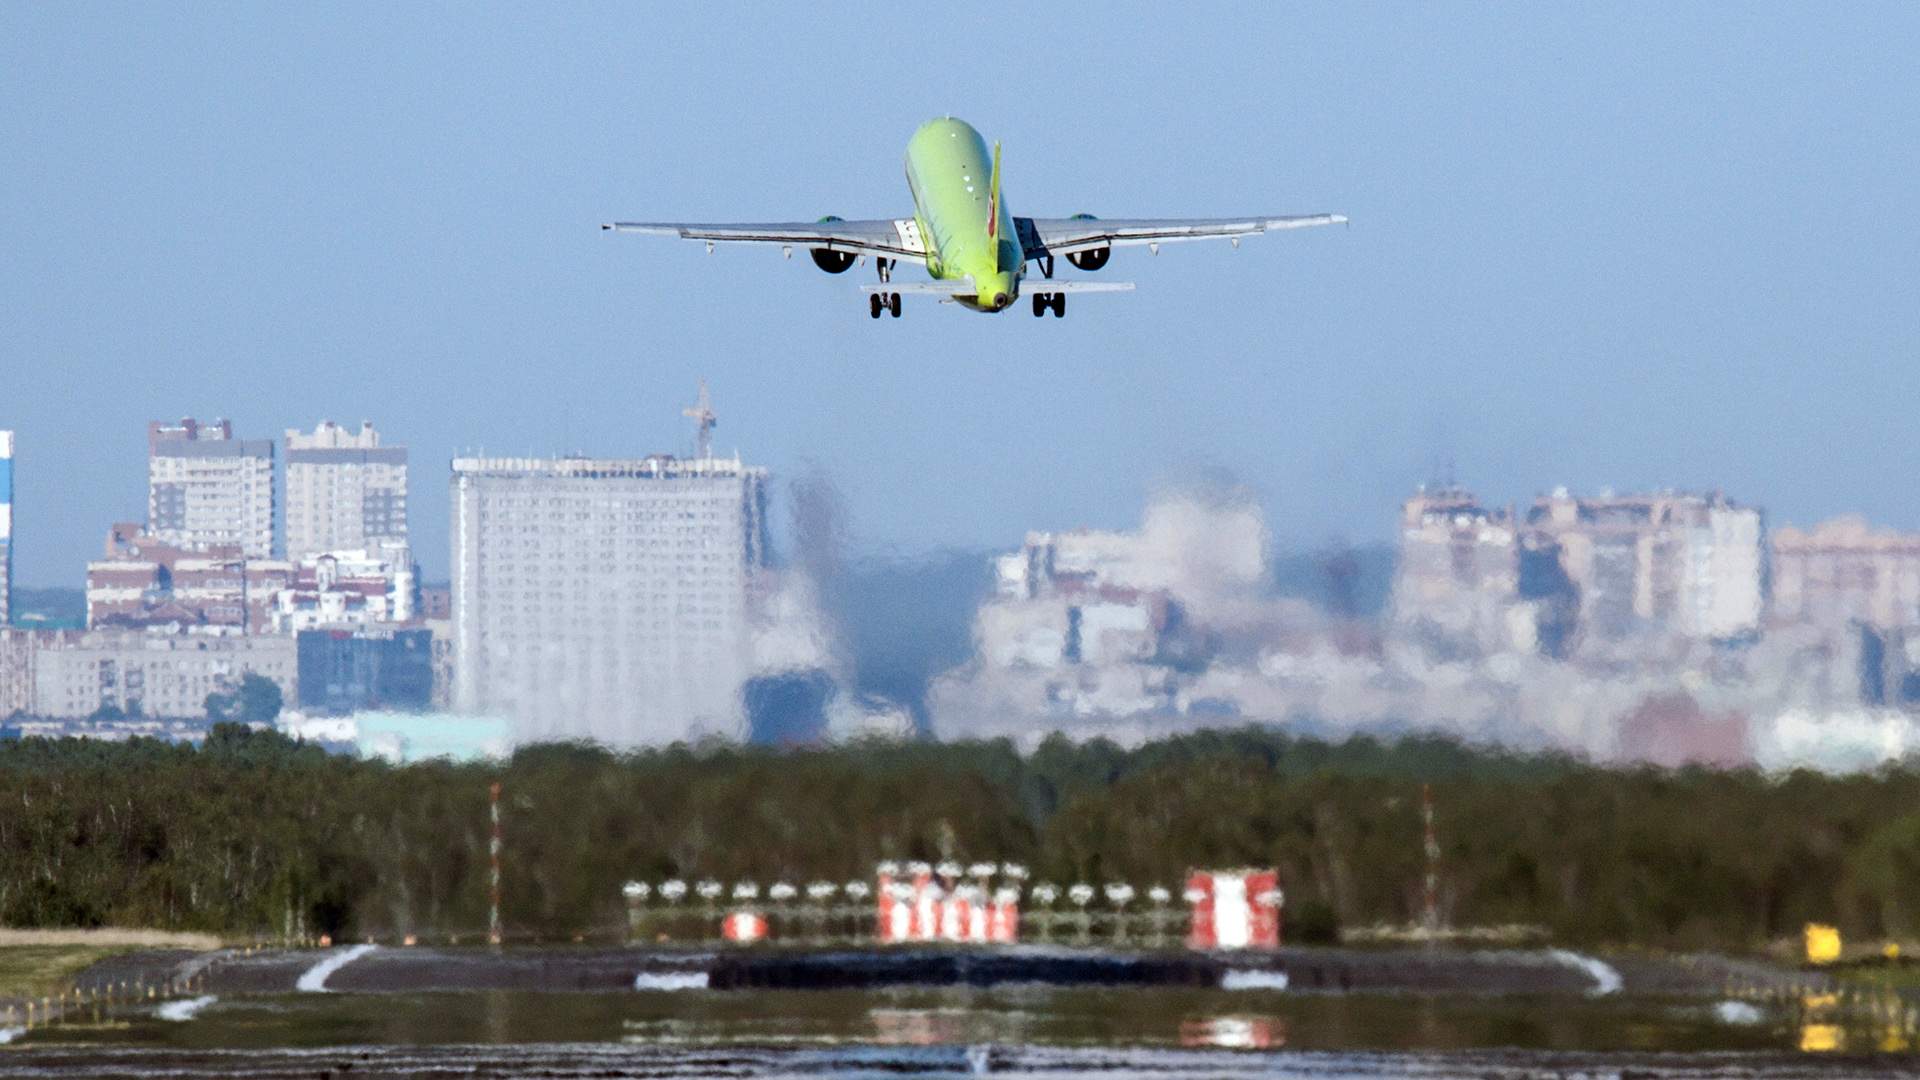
[4, 4, 1917, 585]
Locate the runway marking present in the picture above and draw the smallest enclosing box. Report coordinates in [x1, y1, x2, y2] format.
[296, 944, 379, 992]
[1221, 969, 1290, 990]
[633, 970, 709, 991]
[157, 995, 218, 1021]
[1549, 949, 1623, 995]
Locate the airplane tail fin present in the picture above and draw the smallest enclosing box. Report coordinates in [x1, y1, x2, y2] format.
[987, 141, 1002, 242]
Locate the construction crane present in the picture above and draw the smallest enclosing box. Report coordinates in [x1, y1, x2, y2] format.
[682, 380, 716, 460]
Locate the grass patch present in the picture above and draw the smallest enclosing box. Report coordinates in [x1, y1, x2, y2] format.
[1826, 956, 1920, 991]
[0, 946, 132, 1001]
[0, 929, 221, 949]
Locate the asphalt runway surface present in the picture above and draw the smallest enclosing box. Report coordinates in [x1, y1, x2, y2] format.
[71, 943, 1817, 997]
[0, 1042, 1916, 1078]
[0, 946, 1883, 1078]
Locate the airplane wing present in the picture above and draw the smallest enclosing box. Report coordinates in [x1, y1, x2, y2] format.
[601, 218, 928, 261]
[1016, 214, 1346, 257]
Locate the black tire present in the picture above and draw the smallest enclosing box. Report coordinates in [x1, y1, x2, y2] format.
[1052, 293, 1067, 318]
[869, 294, 882, 319]
[1032, 293, 1047, 317]
[888, 292, 902, 318]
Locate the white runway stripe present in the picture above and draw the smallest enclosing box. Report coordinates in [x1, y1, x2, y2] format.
[296, 944, 379, 992]
[157, 995, 218, 1021]
[1549, 949, 1623, 995]
[633, 970, 709, 991]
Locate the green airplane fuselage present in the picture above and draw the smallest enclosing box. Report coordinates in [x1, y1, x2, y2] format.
[905, 118, 1021, 312]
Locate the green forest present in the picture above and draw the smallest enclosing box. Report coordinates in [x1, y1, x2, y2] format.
[2, 725, 1918, 951]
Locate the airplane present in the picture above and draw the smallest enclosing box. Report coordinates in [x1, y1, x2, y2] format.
[603, 117, 1346, 319]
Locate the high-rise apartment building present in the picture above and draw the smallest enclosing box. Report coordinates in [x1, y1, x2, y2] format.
[147, 418, 275, 558]
[1527, 489, 1763, 642]
[285, 421, 408, 561]
[1391, 485, 1765, 655]
[451, 452, 769, 746]
[0, 628, 31, 715]
[1772, 517, 1920, 631]
[1389, 486, 1521, 652]
[0, 430, 12, 626]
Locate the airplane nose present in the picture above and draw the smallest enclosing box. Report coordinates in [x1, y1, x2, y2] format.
[994, 292, 1008, 309]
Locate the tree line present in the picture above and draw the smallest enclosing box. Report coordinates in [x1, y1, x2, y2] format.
[1, 724, 1917, 950]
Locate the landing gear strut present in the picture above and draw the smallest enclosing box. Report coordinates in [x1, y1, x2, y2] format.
[868, 259, 902, 318]
[1031, 292, 1066, 318]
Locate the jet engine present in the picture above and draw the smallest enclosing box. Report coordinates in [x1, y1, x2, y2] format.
[1066, 246, 1110, 271]
[1063, 214, 1109, 271]
[809, 215, 857, 273]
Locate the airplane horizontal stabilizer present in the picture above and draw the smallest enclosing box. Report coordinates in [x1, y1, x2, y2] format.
[859, 280, 1132, 296]
[859, 281, 975, 295]
[1019, 281, 1135, 295]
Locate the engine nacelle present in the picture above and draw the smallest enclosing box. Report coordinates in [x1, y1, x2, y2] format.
[811, 248, 856, 273]
[810, 215, 857, 273]
[1067, 246, 1110, 272]
[1064, 214, 1108, 271]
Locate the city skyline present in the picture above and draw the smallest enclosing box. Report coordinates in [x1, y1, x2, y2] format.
[6, 399, 1920, 592]
[5, 5, 1919, 590]
[5, 386, 1920, 769]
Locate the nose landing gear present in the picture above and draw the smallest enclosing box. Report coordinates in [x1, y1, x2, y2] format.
[1030, 292, 1066, 318]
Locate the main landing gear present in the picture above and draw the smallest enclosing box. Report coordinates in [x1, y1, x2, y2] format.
[1031, 292, 1066, 318]
[869, 258, 902, 318]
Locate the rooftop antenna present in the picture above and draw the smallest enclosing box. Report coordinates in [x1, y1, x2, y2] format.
[682, 379, 717, 460]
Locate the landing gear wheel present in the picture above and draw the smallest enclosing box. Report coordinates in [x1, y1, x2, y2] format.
[1051, 293, 1067, 318]
[869, 293, 883, 319]
[888, 292, 902, 318]
[1032, 293, 1048, 317]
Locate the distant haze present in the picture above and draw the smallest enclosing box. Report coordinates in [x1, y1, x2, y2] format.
[5, 540, 1395, 728]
